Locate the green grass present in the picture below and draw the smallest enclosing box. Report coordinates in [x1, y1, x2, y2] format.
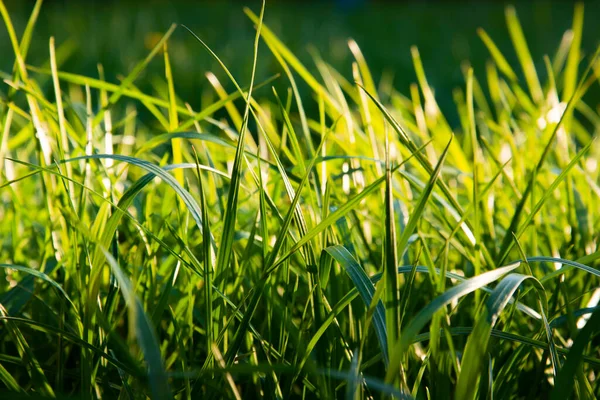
[1, 1, 600, 399]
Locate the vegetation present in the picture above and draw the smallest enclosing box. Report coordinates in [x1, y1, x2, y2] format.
[0, 0, 599, 398]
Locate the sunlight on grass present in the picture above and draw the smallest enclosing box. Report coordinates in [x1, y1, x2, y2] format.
[0, 0, 599, 398]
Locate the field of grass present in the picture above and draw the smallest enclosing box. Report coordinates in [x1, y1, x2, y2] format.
[1, 0, 600, 399]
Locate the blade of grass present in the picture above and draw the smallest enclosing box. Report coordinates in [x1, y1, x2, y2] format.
[163, 41, 183, 185]
[477, 28, 518, 81]
[0, 264, 76, 311]
[101, 249, 171, 399]
[455, 273, 547, 400]
[244, 8, 338, 110]
[550, 306, 600, 400]
[562, 3, 584, 101]
[505, 5, 543, 104]
[0, 304, 55, 397]
[91, 24, 177, 127]
[194, 147, 215, 369]
[496, 50, 600, 265]
[384, 129, 400, 352]
[412, 327, 600, 368]
[385, 262, 521, 383]
[325, 245, 388, 365]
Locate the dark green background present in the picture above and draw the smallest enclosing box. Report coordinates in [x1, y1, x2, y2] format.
[1, 1, 596, 125]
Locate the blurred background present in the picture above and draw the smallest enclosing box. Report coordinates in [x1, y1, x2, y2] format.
[1, 0, 596, 126]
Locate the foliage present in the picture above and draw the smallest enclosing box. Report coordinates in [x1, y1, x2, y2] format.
[0, 1, 599, 398]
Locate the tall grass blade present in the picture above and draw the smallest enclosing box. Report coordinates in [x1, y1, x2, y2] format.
[325, 245, 388, 364]
[455, 273, 547, 400]
[101, 250, 171, 399]
[505, 6, 543, 103]
[550, 306, 600, 400]
[386, 262, 521, 382]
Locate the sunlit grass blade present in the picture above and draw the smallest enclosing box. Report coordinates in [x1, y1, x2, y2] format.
[0, 361, 23, 393]
[91, 23, 177, 126]
[163, 40, 183, 184]
[384, 130, 400, 351]
[325, 245, 388, 364]
[477, 28, 518, 81]
[455, 273, 547, 400]
[4, 0, 42, 101]
[386, 262, 521, 383]
[505, 6, 543, 104]
[496, 50, 599, 265]
[358, 85, 473, 231]
[562, 3, 584, 101]
[244, 7, 337, 110]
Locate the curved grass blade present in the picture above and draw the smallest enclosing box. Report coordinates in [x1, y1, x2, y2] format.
[370, 266, 540, 320]
[0, 305, 55, 397]
[0, 264, 77, 312]
[65, 154, 206, 235]
[0, 316, 142, 376]
[526, 256, 600, 284]
[411, 327, 600, 368]
[325, 245, 388, 364]
[385, 262, 521, 383]
[101, 249, 171, 400]
[455, 273, 547, 400]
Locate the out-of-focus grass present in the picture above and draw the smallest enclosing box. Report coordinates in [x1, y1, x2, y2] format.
[2, 0, 599, 125]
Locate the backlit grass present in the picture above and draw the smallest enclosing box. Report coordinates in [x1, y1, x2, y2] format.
[1, 1, 599, 399]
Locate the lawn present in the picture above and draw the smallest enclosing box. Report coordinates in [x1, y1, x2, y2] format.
[0, 0, 599, 399]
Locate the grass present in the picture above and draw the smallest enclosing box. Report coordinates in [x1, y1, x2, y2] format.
[1, 0, 600, 398]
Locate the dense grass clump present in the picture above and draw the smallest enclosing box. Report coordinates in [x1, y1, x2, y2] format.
[1, 1, 599, 398]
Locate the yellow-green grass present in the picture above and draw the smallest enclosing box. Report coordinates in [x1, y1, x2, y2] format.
[0, 1, 599, 399]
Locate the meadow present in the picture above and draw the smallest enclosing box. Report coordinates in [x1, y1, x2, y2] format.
[0, 0, 599, 399]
